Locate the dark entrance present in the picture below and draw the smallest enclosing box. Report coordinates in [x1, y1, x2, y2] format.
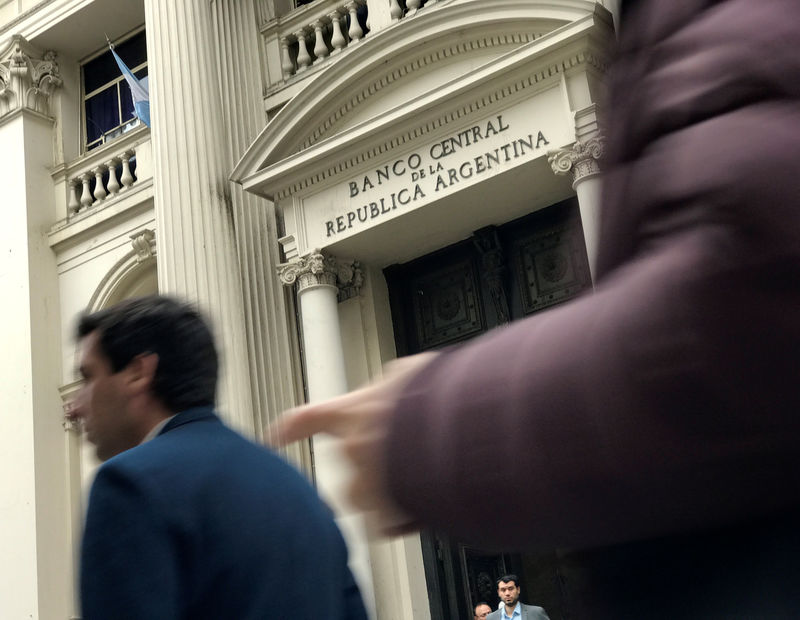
[384, 198, 592, 618]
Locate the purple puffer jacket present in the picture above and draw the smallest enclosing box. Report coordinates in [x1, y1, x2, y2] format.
[387, 0, 800, 615]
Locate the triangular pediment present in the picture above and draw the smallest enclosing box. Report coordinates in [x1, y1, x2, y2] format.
[233, 0, 612, 199]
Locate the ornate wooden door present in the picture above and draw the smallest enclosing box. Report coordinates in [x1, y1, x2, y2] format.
[384, 198, 592, 619]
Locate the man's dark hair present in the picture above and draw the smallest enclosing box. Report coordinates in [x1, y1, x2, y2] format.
[77, 295, 218, 411]
[497, 574, 519, 588]
[474, 601, 491, 612]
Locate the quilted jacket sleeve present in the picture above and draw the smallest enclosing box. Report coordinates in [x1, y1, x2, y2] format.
[384, 0, 800, 551]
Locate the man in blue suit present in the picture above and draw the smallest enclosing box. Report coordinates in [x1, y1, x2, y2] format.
[72, 295, 367, 620]
[486, 575, 548, 620]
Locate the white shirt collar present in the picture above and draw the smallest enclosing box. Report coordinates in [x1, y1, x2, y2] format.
[140, 415, 176, 444]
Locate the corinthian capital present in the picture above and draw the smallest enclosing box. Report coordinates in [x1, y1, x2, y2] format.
[0, 35, 62, 118]
[548, 136, 605, 186]
[278, 251, 363, 300]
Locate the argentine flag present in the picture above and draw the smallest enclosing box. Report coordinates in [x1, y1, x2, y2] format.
[111, 47, 150, 128]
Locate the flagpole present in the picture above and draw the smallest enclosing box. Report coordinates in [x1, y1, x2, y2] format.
[104, 33, 114, 50]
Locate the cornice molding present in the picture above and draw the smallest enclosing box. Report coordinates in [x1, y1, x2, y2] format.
[271, 48, 605, 201]
[238, 10, 612, 200]
[301, 30, 540, 152]
[233, 0, 613, 188]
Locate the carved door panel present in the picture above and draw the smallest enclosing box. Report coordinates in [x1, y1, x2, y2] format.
[384, 198, 591, 619]
[385, 197, 591, 354]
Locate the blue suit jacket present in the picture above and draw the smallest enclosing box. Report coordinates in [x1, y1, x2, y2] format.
[80, 407, 367, 619]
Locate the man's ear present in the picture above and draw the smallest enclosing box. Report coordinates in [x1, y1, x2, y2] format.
[122, 352, 159, 394]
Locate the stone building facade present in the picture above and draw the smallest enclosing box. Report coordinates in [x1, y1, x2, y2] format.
[0, 1, 618, 617]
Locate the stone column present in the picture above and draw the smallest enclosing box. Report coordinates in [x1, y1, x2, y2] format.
[548, 136, 605, 281]
[279, 253, 349, 400]
[0, 35, 71, 620]
[209, 0, 302, 445]
[143, 0, 254, 432]
[278, 251, 375, 616]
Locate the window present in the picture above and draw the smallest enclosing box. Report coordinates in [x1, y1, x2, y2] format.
[82, 30, 147, 151]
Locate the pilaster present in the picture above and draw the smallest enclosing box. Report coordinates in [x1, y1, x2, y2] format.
[143, 0, 254, 432]
[0, 44, 69, 618]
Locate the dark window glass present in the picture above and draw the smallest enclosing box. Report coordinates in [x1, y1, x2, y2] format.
[85, 87, 120, 144]
[83, 30, 147, 150]
[84, 31, 147, 94]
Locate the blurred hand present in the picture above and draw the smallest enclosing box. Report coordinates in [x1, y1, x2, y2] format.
[273, 352, 437, 536]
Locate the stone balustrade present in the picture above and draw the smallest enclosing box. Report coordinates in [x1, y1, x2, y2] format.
[68, 150, 136, 213]
[53, 126, 152, 220]
[274, 0, 369, 78]
[261, 0, 442, 86]
[393, 0, 438, 18]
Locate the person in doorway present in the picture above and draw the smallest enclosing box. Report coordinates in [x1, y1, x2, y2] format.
[275, 0, 800, 616]
[72, 295, 367, 620]
[474, 601, 493, 620]
[485, 575, 548, 620]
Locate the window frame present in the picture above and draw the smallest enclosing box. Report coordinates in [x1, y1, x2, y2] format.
[80, 27, 148, 153]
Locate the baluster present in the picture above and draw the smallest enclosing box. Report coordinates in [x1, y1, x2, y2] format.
[312, 20, 329, 63]
[79, 173, 93, 209]
[68, 179, 80, 213]
[295, 29, 312, 72]
[389, 0, 403, 21]
[329, 11, 346, 54]
[92, 166, 107, 202]
[346, 2, 363, 43]
[407, 0, 422, 11]
[120, 151, 135, 189]
[280, 37, 295, 77]
[106, 159, 120, 195]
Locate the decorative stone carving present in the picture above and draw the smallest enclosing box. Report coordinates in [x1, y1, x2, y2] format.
[410, 259, 483, 349]
[548, 136, 605, 186]
[514, 219, 591, 315]
[62, 400, 81, 432]
[59, 380, 83, 433]
[336, 259, 363, 302]
[0, 35, 62, 118]
[473, 226, 510, 325]
[130, 229, 157, 263]
[278, 250, 363, 301]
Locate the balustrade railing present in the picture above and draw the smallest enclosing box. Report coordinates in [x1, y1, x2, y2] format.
[67, 150, 137, 214]
[264, 0, 442, 83]
[53, 126, 152, 221]
[391, 0, 438, 18]
[277, 0, 369, 78]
